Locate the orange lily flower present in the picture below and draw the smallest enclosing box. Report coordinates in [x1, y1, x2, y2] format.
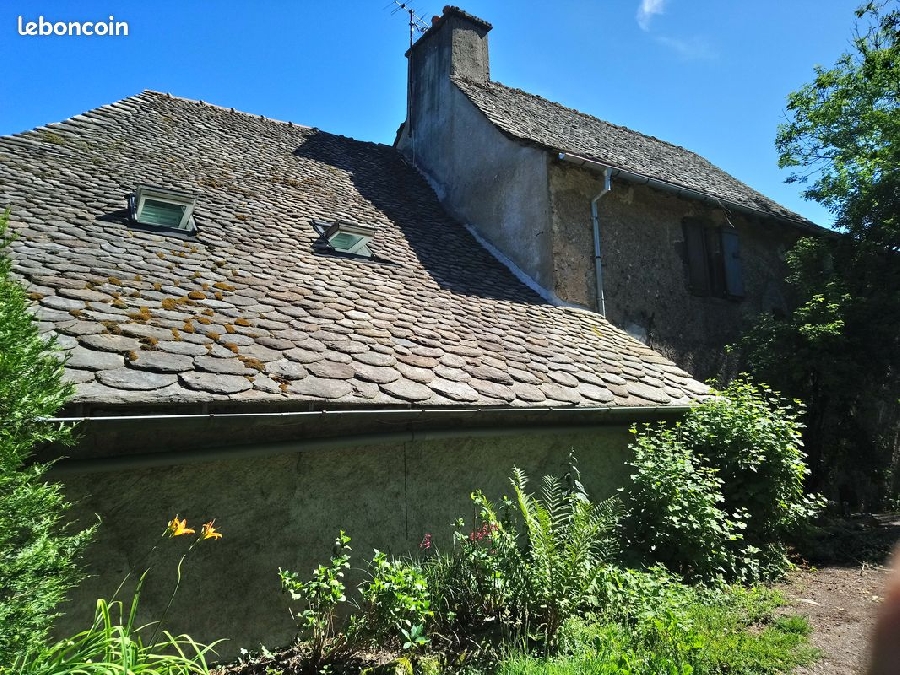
[167, 516, 195, 537]
[201, 519, 222, 540]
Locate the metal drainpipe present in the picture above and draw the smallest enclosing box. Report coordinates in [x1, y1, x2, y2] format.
[590, 167, 612, 316]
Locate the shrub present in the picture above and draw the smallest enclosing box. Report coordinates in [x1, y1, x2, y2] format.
[279, 531, 352, 666]
[622, 379, 822, 583]
[622, 423, 747, 582]
[681, 380, 823, 572]
[355, 551, 433, 651]
[424, 458, 620, 652]
[0, 210, 95, 662]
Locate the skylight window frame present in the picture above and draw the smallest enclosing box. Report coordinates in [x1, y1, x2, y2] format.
[324, 221, 374, 255]
[129, 184, 198, 235]
[311, 219, 376, 258]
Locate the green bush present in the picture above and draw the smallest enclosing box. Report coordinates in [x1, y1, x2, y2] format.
[681, 380, 823, 569]
[0, 211, 95, 663]
[622, 379, 821, 583]
[622, 424, 746, 582]
[356, 550, 433, 650]
[424, 458, 620, 652]
[279, 531, 352, 666]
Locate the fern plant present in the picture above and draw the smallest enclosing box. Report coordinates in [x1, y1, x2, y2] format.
[510, 458, 621, 651]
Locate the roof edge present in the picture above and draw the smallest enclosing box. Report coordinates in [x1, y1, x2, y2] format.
[451, 77, 827, 231]
[557, 152, 825, 232]
[46, 405, 692, 475]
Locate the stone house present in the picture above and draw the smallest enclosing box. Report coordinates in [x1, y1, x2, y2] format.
[397, 6, 824, 378]
[0, 5, 817, 657]
[1, 91, 706, 655]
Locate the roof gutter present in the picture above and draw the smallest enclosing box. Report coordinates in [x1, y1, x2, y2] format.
[45, 404, 692, 476]
[557, 152, 815, 229]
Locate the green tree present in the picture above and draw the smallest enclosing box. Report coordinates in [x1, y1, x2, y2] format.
[777, 1, 899, 246]
[0, 210, 95, 662]
[741, 2, 900, 507]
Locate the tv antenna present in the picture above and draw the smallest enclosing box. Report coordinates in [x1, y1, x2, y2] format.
[387, 1, 430, 46]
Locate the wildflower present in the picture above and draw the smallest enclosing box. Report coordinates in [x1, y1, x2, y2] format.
[201, 519, 222, 540]
[419, 533, 432, 550]
[167, 515, 195, 537]
[469, 522, 497, 542]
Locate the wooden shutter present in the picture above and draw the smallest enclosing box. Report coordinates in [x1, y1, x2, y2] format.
[706, 226, 726, 296]
[683, 219, 710, 295]
[721, 229, 745, 298]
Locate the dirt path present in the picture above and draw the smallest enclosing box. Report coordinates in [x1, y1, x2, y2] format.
[778, 564, 890, 674]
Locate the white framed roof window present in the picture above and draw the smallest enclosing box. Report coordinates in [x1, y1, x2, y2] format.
[129, 185, 198, 234]
[313, 219, 376, 257]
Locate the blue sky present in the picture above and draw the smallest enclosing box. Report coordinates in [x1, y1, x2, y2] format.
[2, 1, 863, 227]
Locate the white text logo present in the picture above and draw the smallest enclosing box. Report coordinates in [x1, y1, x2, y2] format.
[18, 15, 129, 37]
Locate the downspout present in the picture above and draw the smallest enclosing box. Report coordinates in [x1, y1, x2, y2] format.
[590, 166, 612, 316]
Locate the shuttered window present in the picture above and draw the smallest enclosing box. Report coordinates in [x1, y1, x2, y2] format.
[682, 218, 744, 300]
[721, 228, 745, 298]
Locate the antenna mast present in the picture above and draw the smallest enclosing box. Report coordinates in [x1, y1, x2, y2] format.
[388, 1, 430, 46]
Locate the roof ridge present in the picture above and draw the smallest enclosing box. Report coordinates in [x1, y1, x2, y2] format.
[137, 90, 313, 130]
[0, 91, 157, 140]
[452, 75, 704, 162]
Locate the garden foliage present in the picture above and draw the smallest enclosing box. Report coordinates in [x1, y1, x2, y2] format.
[356, 549, 433, 650]
[423, 458, 621, 652]
[13, 516, 224, 675]
[502, 583, 815, 675]
[622, 379, 822, 583]
[0, 211, 95, 663]
[278, 447, 817, 673]
[279, 531, 352, 666]
[741, 1, 900, 507]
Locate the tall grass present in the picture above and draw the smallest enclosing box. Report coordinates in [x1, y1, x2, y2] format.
[11, 575, 219, 675]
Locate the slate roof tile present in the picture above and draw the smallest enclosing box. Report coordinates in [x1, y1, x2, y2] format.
[0, 91, 709, 410]
[452, 77, 814, 225]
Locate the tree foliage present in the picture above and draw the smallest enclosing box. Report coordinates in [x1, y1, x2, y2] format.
[742, 1, 900, 506]
[0, 210, 95, 662]
[777, 1, 899, 246]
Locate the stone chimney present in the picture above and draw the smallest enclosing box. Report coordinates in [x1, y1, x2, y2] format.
[408, 6, 492, 83]
[399, 6, 492, 148]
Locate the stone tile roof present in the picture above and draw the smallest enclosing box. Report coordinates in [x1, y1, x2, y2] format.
[0, 91, 708, 410]
[452, 77, 811, 225]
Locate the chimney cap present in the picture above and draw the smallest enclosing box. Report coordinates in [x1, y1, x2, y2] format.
[440, 6, 493, 30]
[405, 5, 492, 58]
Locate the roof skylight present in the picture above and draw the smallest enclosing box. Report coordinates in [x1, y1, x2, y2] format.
[129, 185, 197, 234]
[312, 219, 376, 257]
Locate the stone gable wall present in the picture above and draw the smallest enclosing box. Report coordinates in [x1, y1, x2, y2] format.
[548, 161, 803, 379]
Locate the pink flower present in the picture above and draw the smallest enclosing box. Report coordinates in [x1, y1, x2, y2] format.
[419, 533, 433, 550]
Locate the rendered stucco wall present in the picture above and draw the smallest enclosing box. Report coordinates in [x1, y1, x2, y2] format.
[57, 428, 631, 660]
[396, 21, 554, 291]
[548, 162, 801, 379]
